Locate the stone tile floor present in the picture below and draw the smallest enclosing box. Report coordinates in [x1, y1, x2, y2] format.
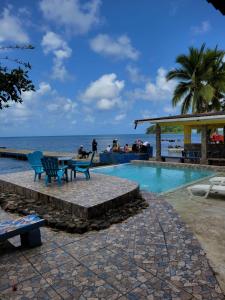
[0, 171, 138, 219]
[165, 176, 225, 294]
[0, 192, 224, 300]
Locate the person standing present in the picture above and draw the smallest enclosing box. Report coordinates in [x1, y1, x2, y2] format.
[92, 138, 98, 153]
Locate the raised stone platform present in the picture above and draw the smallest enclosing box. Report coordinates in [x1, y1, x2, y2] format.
[0, 171, 139, 219]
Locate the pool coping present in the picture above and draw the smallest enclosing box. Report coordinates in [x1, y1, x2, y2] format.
[159, 173, 217, 196]
[131, 159, 225, 171]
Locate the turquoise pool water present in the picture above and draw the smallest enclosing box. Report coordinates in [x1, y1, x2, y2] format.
[93, 164, 213, 193]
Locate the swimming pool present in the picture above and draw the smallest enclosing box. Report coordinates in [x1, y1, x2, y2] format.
[93, 164, 214, 193]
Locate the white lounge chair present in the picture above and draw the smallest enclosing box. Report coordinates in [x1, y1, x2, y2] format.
[209, 176, 225, 185]
[187, 184, 225, 198]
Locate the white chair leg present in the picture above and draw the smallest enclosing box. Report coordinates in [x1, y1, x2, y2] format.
[204, 186, 212, 199]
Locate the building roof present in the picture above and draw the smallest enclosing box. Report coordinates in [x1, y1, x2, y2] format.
[134, 111, 225, 127]
[207, 0, 225, 15]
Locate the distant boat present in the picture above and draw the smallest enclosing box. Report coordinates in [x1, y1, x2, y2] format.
[168, 147, 184, 153]
[167, 139, 183, 153]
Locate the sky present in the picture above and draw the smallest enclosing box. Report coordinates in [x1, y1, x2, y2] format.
[0, 0, 225, 137]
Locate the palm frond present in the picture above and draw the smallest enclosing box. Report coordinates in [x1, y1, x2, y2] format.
[172, 82, 190, 107]
[166, 68, 190, 81]
[181, 93, 193, 114]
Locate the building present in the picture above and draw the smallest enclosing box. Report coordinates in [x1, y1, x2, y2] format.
[134, 111, 225, 164]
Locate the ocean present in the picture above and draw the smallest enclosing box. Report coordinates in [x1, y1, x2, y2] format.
[0, 133, 201, 174]
[0, 133, 200, 155]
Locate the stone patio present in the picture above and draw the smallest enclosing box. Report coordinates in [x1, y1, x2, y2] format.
[0, 192, 224, 299]
[0, 171, 139, 219]
[164, 176, 225, 295]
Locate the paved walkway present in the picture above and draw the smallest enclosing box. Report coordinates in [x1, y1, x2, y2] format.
[0, 192, 224, 299]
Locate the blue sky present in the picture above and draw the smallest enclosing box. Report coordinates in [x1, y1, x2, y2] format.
[0, 0, 225, 136]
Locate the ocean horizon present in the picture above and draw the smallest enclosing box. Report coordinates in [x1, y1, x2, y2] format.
[0, 133, 201, 156]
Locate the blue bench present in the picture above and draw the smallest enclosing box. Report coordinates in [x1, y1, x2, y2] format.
[0, 215, 45, 248]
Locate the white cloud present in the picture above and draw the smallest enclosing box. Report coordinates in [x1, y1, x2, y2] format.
[0, 81, 52, 125]
[132, 67, 176, 101]
[40, 0, 101, 35]
[41, 31, 72, 81]
[90, 34, 139, 60]
[191, 21, 211, 35]
[24, 82, 51, 101]
[0, 81, 78, 128]
[126, 65, 147, 83]
[81, 73, 124, 110]
[47, 97, 77, 113]
[0, 7, 29, 43]
[115, 113, 126, 121]
[96, 98, 122, 110]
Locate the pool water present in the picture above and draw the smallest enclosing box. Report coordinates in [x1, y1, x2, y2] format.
[93, 164, 213, 193]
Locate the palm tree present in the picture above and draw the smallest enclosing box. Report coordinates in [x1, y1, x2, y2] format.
[166, 44, 225, 114]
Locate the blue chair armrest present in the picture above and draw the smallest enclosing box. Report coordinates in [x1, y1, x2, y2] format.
[32, 164, 43, 167]
[75, 162, 90, 166]
[75, 166, 89, 172]
[60, 166, 68, 170]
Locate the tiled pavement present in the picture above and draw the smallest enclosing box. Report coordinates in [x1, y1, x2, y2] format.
[0, 192, 224, 300]
[0, 171, 138, 219]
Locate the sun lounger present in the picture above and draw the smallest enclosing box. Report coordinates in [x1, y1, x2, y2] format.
[209, 176, 225, 185]
[187, 184, 225, 198]
[0, 214, 45, 247]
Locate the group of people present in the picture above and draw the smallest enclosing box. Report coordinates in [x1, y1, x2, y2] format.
[105, 139, 150, 153]
[132, 139, 150, 153]
[105, 139, 126, 153]
[78, 138, 151, 158]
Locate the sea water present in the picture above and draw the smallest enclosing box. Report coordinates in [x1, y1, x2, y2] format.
[0, 133, 200, 155]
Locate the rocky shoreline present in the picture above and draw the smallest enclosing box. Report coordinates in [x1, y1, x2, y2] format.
[0, 191, 149, 233]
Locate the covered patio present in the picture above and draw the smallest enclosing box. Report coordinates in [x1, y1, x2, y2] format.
[135, 111, 225, 165]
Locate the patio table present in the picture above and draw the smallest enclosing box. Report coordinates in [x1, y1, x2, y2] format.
[57, 157, 73, 182]
[57, 156, 73, 166]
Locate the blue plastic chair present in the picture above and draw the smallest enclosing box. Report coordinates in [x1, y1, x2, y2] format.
[41, 157, 67, 186]
[68, 152, 95, 181]
[27, 151, 44, 181]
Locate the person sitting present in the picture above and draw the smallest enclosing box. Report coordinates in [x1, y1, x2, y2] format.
[132, 142, 138, 152]
[78, 145, 91, 159]
[106, 145, 111, 152]
[112, 139, 118, 148]
[140, 141, 150, 153]
[124, 144, 129, 152]
[112, 143, 120, 152]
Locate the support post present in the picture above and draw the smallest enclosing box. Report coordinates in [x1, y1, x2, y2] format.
[156, 124, 161, 161]
[184, 126, 192, 145]
[223, 126, 225, 156]
[200, 125, 208, 164]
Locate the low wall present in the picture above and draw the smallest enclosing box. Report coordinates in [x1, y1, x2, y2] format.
[99, 147, 153, 164]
